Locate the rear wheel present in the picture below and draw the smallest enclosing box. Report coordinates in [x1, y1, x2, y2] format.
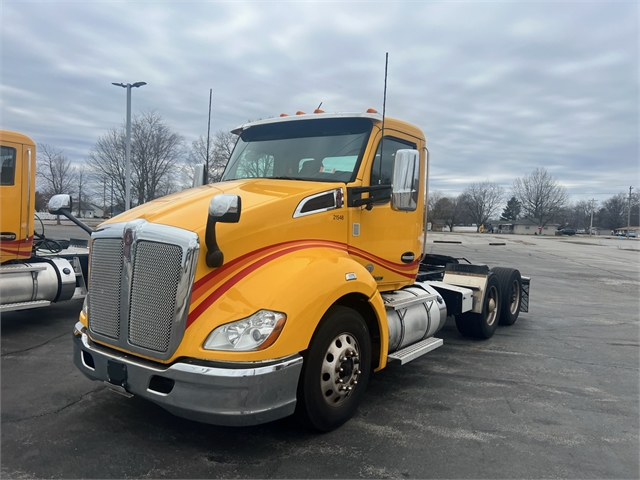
[455, 273, 501, 339]
[295, 306, 371, 432]
[491, 267, 522, 326]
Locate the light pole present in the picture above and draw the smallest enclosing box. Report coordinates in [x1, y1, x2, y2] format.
[112, 81, 146, 210]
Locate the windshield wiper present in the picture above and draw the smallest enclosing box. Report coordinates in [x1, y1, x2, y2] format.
[271, 176, 318, 181]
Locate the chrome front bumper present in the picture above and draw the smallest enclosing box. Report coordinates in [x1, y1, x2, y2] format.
[72, 322, 303, 426]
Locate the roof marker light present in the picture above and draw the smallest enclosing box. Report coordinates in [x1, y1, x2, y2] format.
[295, 111, 306, 115]
[280, 113, 288, 117]
[314, 109, 324, 114]
[366, 108, 378, 114]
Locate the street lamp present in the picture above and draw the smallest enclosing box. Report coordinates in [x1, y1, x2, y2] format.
[112, 81, 146, 210]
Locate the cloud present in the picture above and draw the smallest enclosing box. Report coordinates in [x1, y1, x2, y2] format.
[1, 1, 637, 203]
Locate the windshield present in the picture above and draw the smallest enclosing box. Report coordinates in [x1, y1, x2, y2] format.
[221, 117, 373, 183]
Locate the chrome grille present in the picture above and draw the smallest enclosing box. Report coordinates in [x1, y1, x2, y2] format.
[86, 220, 199, 360]
[88, 238, 123, 339]
[128, 241, 183, 352]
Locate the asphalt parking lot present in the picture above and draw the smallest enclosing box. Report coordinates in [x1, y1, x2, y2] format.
[2, 231, 639, 479]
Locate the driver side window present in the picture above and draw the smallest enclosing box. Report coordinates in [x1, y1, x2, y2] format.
[370, 137, 415, 201]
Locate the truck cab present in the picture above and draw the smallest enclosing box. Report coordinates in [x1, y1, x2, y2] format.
[72, 112, 529, 431]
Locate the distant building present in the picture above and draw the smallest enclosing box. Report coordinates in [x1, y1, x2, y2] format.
[513, 219, 559, 236]
[74, 203, 105, 219]
[613, 226, 638, 237]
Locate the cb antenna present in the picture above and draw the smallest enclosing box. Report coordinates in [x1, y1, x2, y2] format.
[378, 52, 389, 184]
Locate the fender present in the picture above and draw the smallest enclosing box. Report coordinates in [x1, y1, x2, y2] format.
[173, 245, 388, 364]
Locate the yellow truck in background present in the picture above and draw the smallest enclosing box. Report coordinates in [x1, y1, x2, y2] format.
[68, 111, 530, 431]
[0, 131, 88, 313]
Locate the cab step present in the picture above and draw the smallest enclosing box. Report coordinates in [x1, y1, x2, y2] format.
[1, 300, 51, 313]
[387, 337, 443, 365]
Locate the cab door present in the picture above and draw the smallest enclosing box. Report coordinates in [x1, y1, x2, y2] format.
[0, 134, 34, 263]
[348, 129, 425, 291]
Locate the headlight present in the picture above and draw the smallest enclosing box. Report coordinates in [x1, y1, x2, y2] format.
[203, 310, 286, 351]
[82, 294, 88, 317]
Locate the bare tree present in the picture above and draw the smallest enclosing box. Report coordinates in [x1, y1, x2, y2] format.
[427, 190, 445, 219]
[34, 191, 46, 212]
[131, 111, 184, 204]
[87, 110, 185, 207]
[460, 181, 505, 231]
[568, 200, 593, 230]
[37, 144, 76, 224]
[211, 129, 236, 180]
[76, 165, 93, 217]
[37, 144, 76, 197]
[599, 193, 628, 231]
[428, 195, 463, 231]
[87, 129, 126, 208]
[236, 152, 274, 178]
[512, 168, 569, 227]
[184, 130, 237, 186]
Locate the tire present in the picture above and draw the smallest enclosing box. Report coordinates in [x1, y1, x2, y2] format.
[295, 306, 371, 432]
[491, 267, 522, 326]
[454, 273, 501, 339]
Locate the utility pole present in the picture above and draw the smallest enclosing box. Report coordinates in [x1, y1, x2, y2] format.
[206, 88, 212, 184]
[589, 198, 596, 236]
[627, 186, 633, 239]
[110, 178, 114, 218]
[112, 81, 146, 210]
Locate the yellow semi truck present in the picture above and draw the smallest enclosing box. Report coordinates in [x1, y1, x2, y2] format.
[0, 131, 88, 313]
[68, 111, 530, 431]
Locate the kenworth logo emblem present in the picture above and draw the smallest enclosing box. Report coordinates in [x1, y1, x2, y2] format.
[123, 229, 133, 258]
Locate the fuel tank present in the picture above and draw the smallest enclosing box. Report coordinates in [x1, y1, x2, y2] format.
[0, 257, 76, 305]
[383, 283, 447, 353]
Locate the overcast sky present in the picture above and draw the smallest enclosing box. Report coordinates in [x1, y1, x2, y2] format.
[1, 1, 637, 202]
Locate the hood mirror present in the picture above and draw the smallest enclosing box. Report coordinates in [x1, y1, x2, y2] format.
[205, 194, 242, 267]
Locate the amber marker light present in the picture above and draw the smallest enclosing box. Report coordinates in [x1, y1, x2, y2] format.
[295, 111, 306, 115]
[366, 108, 378, 113]
[256, 316, 287, 350]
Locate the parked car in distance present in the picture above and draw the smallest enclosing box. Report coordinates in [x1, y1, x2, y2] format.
[561, 228, 576, 236]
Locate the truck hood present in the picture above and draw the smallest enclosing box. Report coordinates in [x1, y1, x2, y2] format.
[100, 179, 345, 234]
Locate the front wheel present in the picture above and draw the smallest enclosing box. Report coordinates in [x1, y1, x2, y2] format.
[295, 306, 371, 432]
[455, 273, 501, 339]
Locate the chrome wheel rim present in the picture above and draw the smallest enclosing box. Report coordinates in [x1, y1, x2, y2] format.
[320, 332, 361, 406]
[509, 279, 521, 315]
[486, 286, 499, 326]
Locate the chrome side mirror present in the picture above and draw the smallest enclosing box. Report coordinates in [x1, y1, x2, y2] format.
[47, 193, 93, 235]
[205, 194, 242, 267]
[391, 149, 420, 212]
[47, 194, 72, 214]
